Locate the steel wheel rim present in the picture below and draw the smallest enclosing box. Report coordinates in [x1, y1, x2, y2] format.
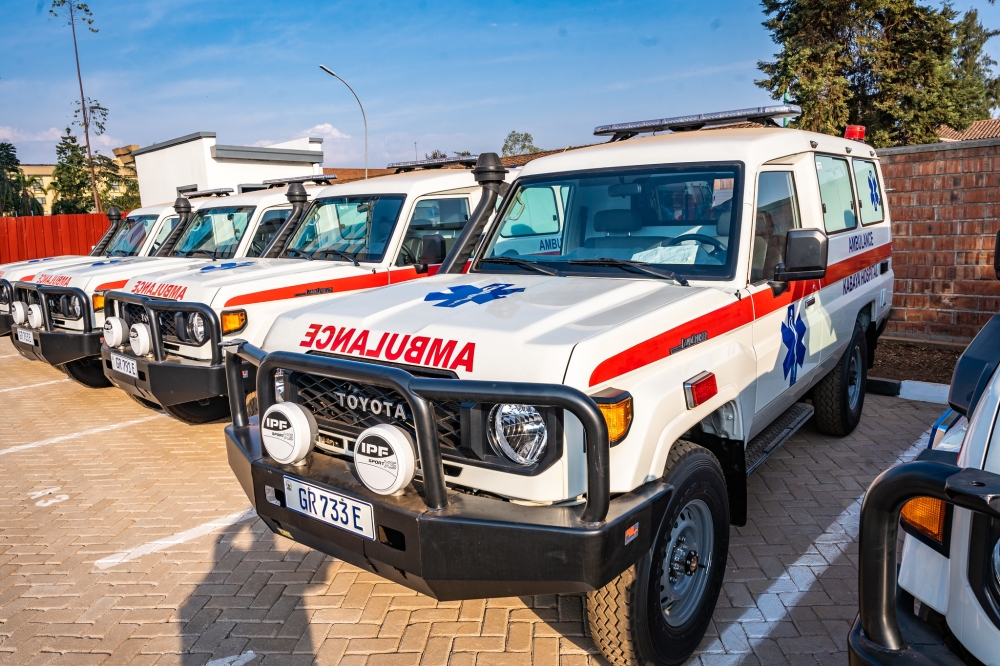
[847, 344, 863, 410]
[659, 498, 714, 627]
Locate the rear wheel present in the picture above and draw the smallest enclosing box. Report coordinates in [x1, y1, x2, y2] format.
[587, 441, 729, 666]
[164, 396, 231, 424]
[60, 357, 112, 388]
[246, 391, 258, 418]
[813, 322, 867, 436]
[127, 394, 161, 410]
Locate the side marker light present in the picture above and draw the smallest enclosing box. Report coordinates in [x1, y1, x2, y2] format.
[683, 371, 717, 409]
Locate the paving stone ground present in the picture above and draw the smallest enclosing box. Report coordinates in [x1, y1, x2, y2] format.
[0, 335, 943, 665]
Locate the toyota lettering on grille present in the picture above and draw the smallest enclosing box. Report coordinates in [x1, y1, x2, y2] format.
[333, 391, 408, 421]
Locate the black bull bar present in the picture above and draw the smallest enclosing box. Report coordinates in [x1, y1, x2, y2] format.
[223, 341, 672, 600]
[0, 278, 13, 335]
[850, 460, 1000, 664]
[104, 290, 224, 364]
[8, 281, 101, 365]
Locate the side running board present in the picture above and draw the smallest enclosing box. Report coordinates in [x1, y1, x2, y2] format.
[745, 403, 814, 476]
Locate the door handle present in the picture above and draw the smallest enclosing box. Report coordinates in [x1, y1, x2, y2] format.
[805, 296, 816, 308]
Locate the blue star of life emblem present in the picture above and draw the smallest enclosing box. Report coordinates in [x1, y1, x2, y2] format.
[781, 304, 807, 385]
[200, 261, 254, 272]
[868, 171, 880, 211]
[424, 283, 525, 308]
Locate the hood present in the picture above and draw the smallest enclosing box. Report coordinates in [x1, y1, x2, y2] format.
[264, 272, 701, 383]
[117, 258, 381, 308]
[32, 257, 211, 293]
[0, 255, 95, 282]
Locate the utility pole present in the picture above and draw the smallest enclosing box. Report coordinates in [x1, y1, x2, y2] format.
[67, 2, 101, 213]
[319, 65, 368, 179]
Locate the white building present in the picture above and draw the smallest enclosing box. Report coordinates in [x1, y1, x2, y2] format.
[133, 132, 324, 206]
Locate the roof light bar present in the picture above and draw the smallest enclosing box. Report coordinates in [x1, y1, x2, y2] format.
[262, 174, 337, 187]
[387, 155, 480, 172]
[594, 104, 802, 141]
[186, 187, 234, 198]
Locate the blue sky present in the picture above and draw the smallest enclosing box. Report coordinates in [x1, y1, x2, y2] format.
[2, 0, 998, 167]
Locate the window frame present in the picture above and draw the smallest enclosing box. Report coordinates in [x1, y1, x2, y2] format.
[851, 158, 887, 227]
[814, 153, 860, 235]
[750, 168, 802, 286]
[243, 204, 292, 258]
[393, 194, 471, 266]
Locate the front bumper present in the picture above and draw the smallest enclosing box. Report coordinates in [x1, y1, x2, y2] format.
[101, 345, 230, 406]
[227, 420, 671, 600]
[0, 312, 11, 336]
[848, 590, 965, 666]
[11, 324, 102, 366]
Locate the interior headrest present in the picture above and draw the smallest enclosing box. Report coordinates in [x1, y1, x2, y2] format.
[594, 209, 643, 233]
[715, 199, 732, 236]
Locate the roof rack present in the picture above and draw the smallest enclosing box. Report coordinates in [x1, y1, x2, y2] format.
[387, 155, 479, 172]
[594, 104, 802, 142]
[262, 174, 337, 188]
[186, 187, 234, 198]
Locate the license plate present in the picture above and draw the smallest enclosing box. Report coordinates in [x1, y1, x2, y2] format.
[16, 328, 33, 345]
[283, 477, 375, 540]
[111, 352, 138, 378]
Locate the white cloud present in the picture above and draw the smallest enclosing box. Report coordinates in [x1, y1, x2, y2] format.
[297, 123, 350, 140]
[93, 134, 125, 149]
[0, 126, 62, 142]
[251, 139, 276, 147]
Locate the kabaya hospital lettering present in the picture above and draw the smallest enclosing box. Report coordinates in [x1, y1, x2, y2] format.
[299, 324, 476, 372]
[34, 274, 72, 287]
[842, 264, 880, 295]
[131, 280, 188, 300]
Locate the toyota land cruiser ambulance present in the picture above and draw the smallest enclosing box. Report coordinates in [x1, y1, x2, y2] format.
[0, 204, 177, 337]
[99, 159, 510, 424]
[7, 182, 308, 389]
[223, 106, 894, 666]
[850, 302, 1000, 663]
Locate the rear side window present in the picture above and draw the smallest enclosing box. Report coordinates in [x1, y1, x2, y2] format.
[852, 159, 885, 225]
[246, 208, 289, 257]
[396, 197, 470, 266]
[751, 172, 801, 283]
[149, 216, 179, 254]
[815, 155, 857, 233]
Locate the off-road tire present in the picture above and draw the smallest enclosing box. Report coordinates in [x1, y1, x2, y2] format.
[813, 322, 867, 436]
[60, 357, 112, 388]
[587, 441, 730, 666]
[127, 394, 161, 410]
[164, 396, 231, 425]
[246, 391, 258, 417]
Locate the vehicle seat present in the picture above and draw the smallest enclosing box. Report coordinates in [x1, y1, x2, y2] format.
[584, 210, 661, 251]
[751, 211, 787, 282]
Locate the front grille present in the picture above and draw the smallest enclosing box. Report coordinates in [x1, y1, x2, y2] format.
[121, 303, 181, 341]
[293, 372, 463, 451]
[123, 303, 149, 328]
[157, 312, 179, 339]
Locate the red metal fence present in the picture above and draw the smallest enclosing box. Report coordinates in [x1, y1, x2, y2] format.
[0, 214, 111, 264]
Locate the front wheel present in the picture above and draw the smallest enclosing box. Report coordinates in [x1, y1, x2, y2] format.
[587, 441, 730, 666]
[60, 357, 112, 388]
[164, 396, 231, 425]
[813, 322, 867, 436]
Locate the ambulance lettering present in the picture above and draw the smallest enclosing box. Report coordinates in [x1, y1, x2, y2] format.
[842, 264, 880, 295]
[847, 231, 875, 254]
[35, 274, 72, 287]
[539, 237, 561, 252]
[299, 324, 475, 372]
[131, 280, 188, 300]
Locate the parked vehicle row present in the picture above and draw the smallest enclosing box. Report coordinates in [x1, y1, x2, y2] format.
[0, 107, 903, 665]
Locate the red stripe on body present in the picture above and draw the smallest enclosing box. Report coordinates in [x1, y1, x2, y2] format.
[224, 271, 388, 307]
[96, 280, 128, 291]
[588, 243, 892, 387]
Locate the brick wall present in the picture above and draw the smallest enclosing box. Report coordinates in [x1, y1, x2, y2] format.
[878, 137, 1000, 344]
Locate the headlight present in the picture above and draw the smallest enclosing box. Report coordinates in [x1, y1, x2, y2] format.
[274, 368, 286, 403]
[0, 284, 9, 306]
[27, 304, 44, 329]
[221, 310, 247, 335]
[129, 323, 153, 356]
[61, 295, 82, 319]
[92, 292, 105, 313]
[186, 312, 207, 344]
[993, 538, 1000, 589]
[11, 301, 28, 325]
[488, 404, 547, 465]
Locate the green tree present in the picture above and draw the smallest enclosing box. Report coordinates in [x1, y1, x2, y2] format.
[501, 131, 542, 156]
[9, 171, 44, 216]
[50, 127, 93, 213]
[757, 0, 1000, 147]
[0, 141, 21, 216]
[425, 149, 447, 159]
[453, 150, 472, 157]
[96, 153, 140, 211]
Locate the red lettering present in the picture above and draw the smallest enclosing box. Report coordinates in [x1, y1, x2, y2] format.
[300, 324, 321, 348]
[404, 336, 430, 364]
[449, 343, 475, 372]
[332, 327, 355, 353]
[425, 338, 456, 367]
[315, 325, 336, 350]
[366, 332, 389, 357]
[385, 334, 409, 361]
[347, 330, 369, 355]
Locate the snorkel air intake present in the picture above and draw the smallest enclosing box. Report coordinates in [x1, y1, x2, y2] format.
[90, 206, 123, 256]
[154, 197, 193, 257]
[438, 152, 507, 274]
[262, 182, 310, 258]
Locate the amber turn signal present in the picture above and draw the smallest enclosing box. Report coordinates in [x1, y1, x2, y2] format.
[220, 310, 248, 335]
[597, 396, 633, 444]
[901, 497, 948, 543]
[92, 292, 105, 312]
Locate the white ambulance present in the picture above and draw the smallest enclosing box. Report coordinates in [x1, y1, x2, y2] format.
[223, 106, 893, 666]
[7, 182, 312, 389]
[98, 158, 509, 424]
[850, 303, 1000, 665]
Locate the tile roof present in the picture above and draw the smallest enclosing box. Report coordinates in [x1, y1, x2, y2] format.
[937, 119, 1000, 142]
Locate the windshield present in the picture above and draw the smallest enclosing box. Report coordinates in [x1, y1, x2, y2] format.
[479, 164, 742, 280]
[172, 206, 256, 259]
[284, 195, 405, 262]
[104, 215, 160, 256]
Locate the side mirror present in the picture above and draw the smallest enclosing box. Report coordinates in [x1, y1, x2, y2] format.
[994, 229, 1000, 280]
[415, 233, 447, 274]
[773, 228, 828, 281]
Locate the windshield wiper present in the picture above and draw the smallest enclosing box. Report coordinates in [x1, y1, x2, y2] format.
[284, 249, 313, 261]
[186, 249, 217, 259]
[480, 256, 561, 276]
[312, 249, 360, 266]
[567, 258, 689, 286]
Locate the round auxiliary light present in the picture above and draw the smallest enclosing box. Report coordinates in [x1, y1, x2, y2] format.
[260, 402, 317, 465]
[103, 317, 127, 348]
[274, 368, 286, 403]
[0, 283, 9, 306]
[11, 301, 29, 325]
[66, 295, 82, 319]
[488, 404, 548, 465]
[354, 424, 417, 495]
[27, 304, 44, 329]
[993, 538, 1000, 589]
[186, 312, 207, 344]
[129, 322, 153, 356]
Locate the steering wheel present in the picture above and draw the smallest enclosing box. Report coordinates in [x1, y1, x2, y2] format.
[663, 233, 726, 256]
